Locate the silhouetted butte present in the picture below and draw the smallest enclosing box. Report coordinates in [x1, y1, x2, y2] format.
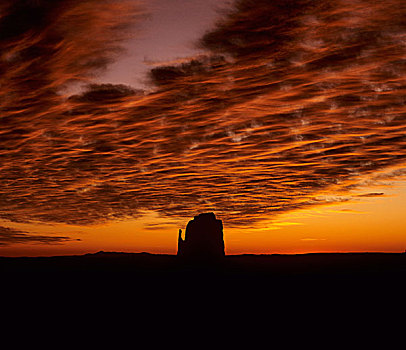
[177, 212, 225, 262]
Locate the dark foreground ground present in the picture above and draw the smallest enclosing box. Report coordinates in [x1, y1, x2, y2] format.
[2, 251, 404, 293]
[2, 252, 405, 330]
[2, 251, 405, 275]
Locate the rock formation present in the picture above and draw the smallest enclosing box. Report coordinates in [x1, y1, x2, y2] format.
[177, 212, 225, 261]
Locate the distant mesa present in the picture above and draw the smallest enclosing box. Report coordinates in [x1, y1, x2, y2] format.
[177, 212, 225, 261]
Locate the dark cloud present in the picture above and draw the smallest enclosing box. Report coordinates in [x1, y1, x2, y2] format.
[0, 0, 405, 228]
[69, 84, 142, 103]
[0, 226, 78, 246]
[356, 193, 385, 198]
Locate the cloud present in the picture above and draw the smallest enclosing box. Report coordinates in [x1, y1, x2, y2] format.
[0, 0, 405, 228]
[356, 193, 385, 198]
[327, 209, 366, 214]
[0, 226, 78, 246]
[0, 0, 141, 108]
[143, 224, 178, 231]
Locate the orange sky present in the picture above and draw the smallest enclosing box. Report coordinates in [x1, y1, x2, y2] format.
[1, 177, 405, 257]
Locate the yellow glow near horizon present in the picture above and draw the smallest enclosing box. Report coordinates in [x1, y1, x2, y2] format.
[1, 181, 405, 257]
[226, 182, 406, 254]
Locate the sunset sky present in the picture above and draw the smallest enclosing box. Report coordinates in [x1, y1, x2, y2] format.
[0, 0, 405, 256]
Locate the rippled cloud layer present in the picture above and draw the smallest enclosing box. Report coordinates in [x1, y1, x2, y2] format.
[1, 0, 405, 234]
